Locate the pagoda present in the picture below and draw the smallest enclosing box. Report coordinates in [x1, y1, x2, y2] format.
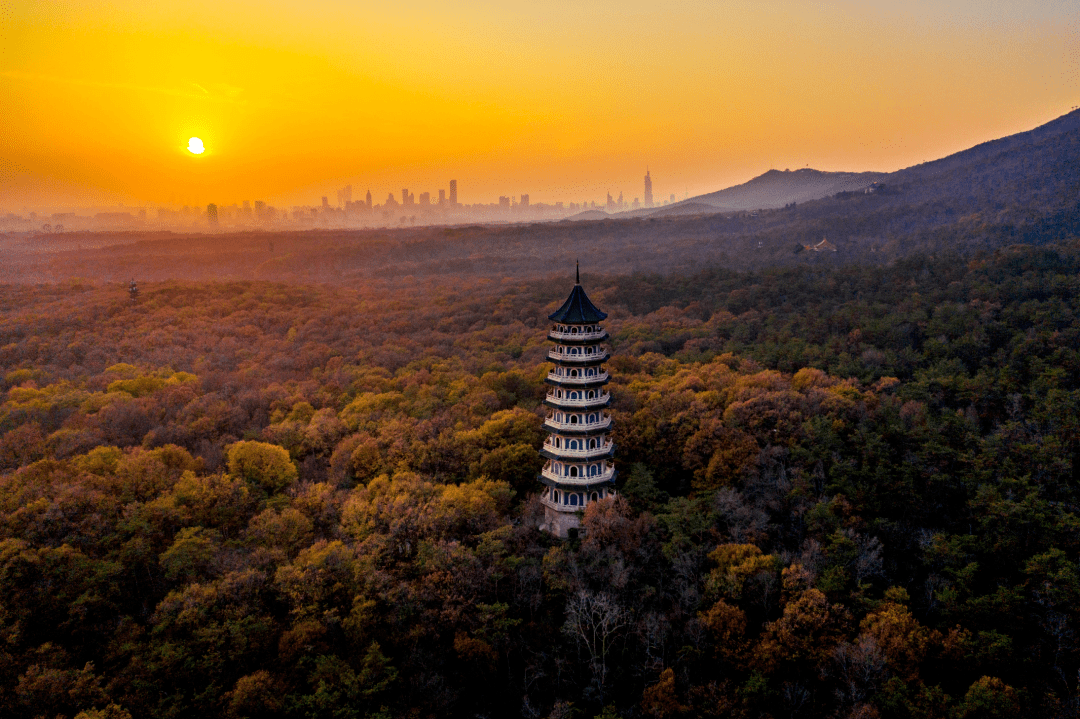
[539, 263, 617, 537]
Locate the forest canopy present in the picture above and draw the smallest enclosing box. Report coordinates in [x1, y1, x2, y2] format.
[2, 242, 1080, 718]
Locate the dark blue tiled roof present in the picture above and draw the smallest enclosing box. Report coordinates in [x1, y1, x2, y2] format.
[548, 284, 607, 323]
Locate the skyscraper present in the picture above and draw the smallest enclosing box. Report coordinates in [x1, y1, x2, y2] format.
[366, 190, 372, 208]
[438, 189, 446, 206]
[449, 179, 457, 207]
[644, 168, 653, 208]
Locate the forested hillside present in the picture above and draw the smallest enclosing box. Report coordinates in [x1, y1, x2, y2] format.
[2, 242, 1080, 718]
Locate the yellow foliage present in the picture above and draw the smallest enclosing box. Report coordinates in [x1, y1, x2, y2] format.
[107, 376, 166, 397]
[340, 392, 406, 431]
[756, 588, 847, 671]
[706, 544, 779, 599]
[699, 599, 747, 660]
[7, 381, 90, 412]
[858, 601, 937, 681]
[226, 441, 298, 493]
[792, 367, 830, 391]
[340, 473, 511, 544]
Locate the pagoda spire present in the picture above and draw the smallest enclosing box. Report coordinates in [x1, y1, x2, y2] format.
[576, 259, 580, 285]
[538, 274, 616, 538]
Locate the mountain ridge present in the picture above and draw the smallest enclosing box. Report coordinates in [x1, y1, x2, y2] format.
[660, 108, 1080, 216]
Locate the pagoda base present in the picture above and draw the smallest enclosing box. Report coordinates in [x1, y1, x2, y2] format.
[542, 505, 582, 538]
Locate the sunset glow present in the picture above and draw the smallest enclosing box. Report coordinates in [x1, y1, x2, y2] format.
[187, 137, 205, 155]
[3, 1, 1078, 208]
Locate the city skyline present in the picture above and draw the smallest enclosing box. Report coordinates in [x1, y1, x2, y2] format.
[2, 167, 676, 217]
[4, 2, 1077, 209]
[0, 166, 673, 232]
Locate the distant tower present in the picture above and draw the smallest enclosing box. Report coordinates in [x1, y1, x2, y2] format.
[206, 203, 219, 226]
[439, 189, 446, 206]
[128, 279, 139, 304]
[449, 179, 458, 207]
[644, 168, 653, 208]
[366, 190, 372, 208]
[539, 262, 616, 537]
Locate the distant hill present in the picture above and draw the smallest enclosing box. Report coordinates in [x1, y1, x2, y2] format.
[677, 168, 886, 212]
[563, 209, 610, 222]
[646, 202, 723, 218]
[669, 107, 1080, 220]
[883, 108, 1080, 211]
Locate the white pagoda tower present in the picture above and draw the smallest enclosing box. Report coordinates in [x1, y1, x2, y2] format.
[539, 263, 617, 537]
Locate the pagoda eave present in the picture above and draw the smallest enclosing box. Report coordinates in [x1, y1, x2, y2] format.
[544, 378, 610, 389]
[544, 397, 611, 410]
[546, 332, 609, 345]
[540, 447, 616, 462]
[537, 472, 619, 490]
[543, 424, 610, 436]
[548, 357, 609, 368]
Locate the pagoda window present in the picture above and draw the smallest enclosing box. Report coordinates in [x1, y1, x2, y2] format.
[570, 369, 579, 377]
[587, 390, 594, 399]
[569, 466, 579, 477]
[569, 494, 579, 506]
[569, 415, 578, 424]
[553, 490, 561, 502]
[589, 464, 598, 476]
[571, 327, 579, 334]
[589, 438, 596, 449]
[590, 492, 599, 502]
[570, 391, 580, 400]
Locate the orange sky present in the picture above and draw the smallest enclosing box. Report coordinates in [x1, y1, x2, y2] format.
[2, 1, 1078, 210]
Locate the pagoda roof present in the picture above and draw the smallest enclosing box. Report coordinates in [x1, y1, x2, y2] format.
[549, 283, 607, 323]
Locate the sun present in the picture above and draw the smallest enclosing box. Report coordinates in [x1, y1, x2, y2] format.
[187, 137, 205, 155]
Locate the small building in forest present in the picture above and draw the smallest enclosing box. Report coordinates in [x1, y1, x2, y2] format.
[804, 237, 837, 252]
[539, 264, 617, 537]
